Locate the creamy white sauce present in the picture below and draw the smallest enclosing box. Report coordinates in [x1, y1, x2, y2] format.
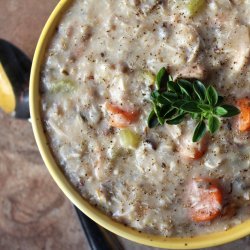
[41, 0, 250, 236]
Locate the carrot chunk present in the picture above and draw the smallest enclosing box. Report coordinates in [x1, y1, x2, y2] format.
[188, 178, 223, 222]
[106, 103, 140, 128]
[237, 98, 250, 132]
[179, 134, 208, 160]
[189, 138, 208, 160]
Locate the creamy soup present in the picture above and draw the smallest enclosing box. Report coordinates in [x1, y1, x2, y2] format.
[41, 0, 250, 236]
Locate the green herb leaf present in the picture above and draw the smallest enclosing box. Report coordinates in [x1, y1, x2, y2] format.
[206, 86, 218, 106]
[181, 101, 201, 113]
[166, 113, 186, 125]
[217, 96, 224, 105]
[220, 105, 241, 117]
[159, 104, 172, 116]
[163, 108, 177, 119]
[153, 105, 165, 125]
[191, 112, 201, 120]
[167, 81, 180, 93]
[151, 90, 160, 100]
[203, 112, 211, 119]
[172, 100, 188, 108]
[147, 110, 159, 128]
[215, 106, 228, 116]
[193, 80, 206, 100]
[198, 103, 211, 112]
[156, 67, 167, 90]
[160, 92, 178, 103]
[192, 120, 206, 142]
[168, 75, 173, 81]
[157, 95, 171, 105]
[178, 79, 193, 97]
[147, 68, 240, 142]
[208, 115, 221, 134]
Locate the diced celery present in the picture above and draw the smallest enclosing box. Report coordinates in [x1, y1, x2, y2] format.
[143, 70, 156, 86]
[49, 79, 75, 93]
[187, 0, 206, 17]
[119, 129, 140, 149]
[61, 38, 68, 50]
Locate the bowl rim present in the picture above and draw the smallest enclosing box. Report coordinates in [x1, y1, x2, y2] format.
[30, 0, 250, 248]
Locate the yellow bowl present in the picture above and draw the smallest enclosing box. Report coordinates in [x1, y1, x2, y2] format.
[30, 0, 250, 248]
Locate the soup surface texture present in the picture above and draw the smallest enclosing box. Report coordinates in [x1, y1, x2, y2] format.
[41, 0, 250, 236]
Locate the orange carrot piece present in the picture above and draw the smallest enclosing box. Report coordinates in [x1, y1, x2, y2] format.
[188, 178, 223, 222]
[106, 103, 140, 128]
[237, 98, 250, 132]
[180, 135, 208, 160]
[189, 140, 207, 160]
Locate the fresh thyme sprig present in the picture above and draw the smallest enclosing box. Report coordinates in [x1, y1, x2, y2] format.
[147, 67, 240, 142]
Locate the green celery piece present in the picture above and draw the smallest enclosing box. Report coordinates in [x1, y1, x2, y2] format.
[188, 0, 206, 17]
[143, 71, 156, 86]
[49, 79, 75, 93]
[119, 129, 141, 149]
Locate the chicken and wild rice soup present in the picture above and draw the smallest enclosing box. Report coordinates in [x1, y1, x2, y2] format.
[41, 0, 250, 236]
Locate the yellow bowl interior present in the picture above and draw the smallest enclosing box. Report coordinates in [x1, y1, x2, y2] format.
[30, 0, 250, 248]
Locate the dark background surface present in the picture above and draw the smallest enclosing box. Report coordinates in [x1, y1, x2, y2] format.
[0, 0, 249, 249]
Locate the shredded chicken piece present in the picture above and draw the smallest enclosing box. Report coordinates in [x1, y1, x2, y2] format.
[172, 64, 206, 81]
[226, 25, 250, 72]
